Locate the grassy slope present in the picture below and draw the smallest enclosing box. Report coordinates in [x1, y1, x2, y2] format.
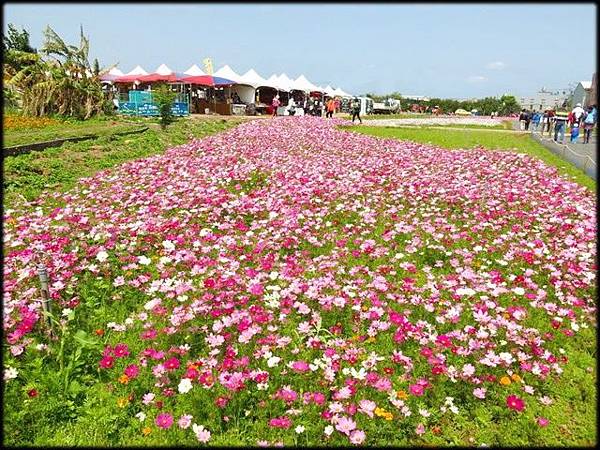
[347, 125, 596, 192]
[3, 117, 149, 147]
[3, 116, 245, 207]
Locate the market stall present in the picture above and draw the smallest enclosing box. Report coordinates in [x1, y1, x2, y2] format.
[179, 74, 237, 114]
[214, 65, 254, 114]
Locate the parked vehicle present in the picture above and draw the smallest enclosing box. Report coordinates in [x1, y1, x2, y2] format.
[372, 98, 401, 114]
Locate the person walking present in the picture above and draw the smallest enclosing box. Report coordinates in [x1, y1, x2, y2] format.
[531, 110, 541, 132]
[271, 94, 281, 118]
[552, 110, 569, 144]
[351, 97, 362, 124]
[326, 97, 335, 118]
[583, 105, 597, 144]
[523, 110, 531, 130]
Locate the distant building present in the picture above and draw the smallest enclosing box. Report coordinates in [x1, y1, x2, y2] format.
[518, 88, 569, 111]
[403, 95, 430, 101]
[586, 73, 596, 107]
[570, 81, 592, 107]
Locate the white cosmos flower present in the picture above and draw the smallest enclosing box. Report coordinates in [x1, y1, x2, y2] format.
[267, 356, 281, 367]
[138, 255, 151, 265]
[4, 367, 18, 381]
[178, 378, 193, 394]
[96, 250, 109, 262]
[295, 425, 305, 434]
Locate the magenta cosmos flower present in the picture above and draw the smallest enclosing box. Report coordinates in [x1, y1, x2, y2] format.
[506, 395, 525, 411]
[155, 413, 174, 429]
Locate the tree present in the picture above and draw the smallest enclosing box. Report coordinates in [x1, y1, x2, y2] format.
[93, 58, 100, 76]
[5, 25, 115, 119]
[3, 24, 36, 53]
[152, 83, 177, 129]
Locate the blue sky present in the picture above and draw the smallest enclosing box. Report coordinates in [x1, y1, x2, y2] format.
[4, 3, 597, 99]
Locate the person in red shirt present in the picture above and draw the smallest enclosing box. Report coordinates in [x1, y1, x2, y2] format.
[271, 95, 281, 118]
[326, 98, 335, 118]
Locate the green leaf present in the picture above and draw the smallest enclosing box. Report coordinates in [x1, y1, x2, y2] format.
[72, 330, 99, 348]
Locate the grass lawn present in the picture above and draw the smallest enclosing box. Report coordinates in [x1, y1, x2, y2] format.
[347, 125, 596, 192]
[3, 115, 149, 147]
[3, 115, 245, 207]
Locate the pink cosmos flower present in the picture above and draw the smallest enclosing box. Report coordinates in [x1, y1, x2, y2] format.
[99, 356, 114, 369]
[155, 413, 173, 429]
[291, 360, 310, 373]
[269, 416, 292, 429]
[473, 387, 486, 399]
[349, 429, 366, 444]
[536, 417, 549, 427]
[142, 393, 155, 405]
[335, 415, 356, 435]
[416, 423, 426, 436]
[358, 399, 376, 418]
[409, 383, 425, 396]
[506, 395, 525, 412]
[313, 392, 326, 405]
[248, 283, 264, 296]
[178, 414, 193, 429]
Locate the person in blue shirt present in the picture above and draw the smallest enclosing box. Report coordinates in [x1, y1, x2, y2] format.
[583, 105, 596, 144]
[531, 111, 542, 131]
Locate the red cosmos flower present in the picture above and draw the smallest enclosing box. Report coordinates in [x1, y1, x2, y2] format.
[215, 396, 230, 408]
[27, 388, 38, 398]
[113, 343, 130, 358]
[506, 395, 525, 412]
[124, 364, 139, 379]
[163, 357, 180, 371]
[99, 356, 115, 369]
[204, 278, 216, 289]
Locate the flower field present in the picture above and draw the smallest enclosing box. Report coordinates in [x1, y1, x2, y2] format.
[3, 116, 597, 446]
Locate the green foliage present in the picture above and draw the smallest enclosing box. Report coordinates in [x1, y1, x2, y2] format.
[3, 23, 36, 54]
[151, 83, 177, 130]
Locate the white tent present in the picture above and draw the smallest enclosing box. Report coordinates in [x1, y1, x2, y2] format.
[184, 64, 206, 76]
[107, 67, 124, 77]
[332, 87, 352, 98]
[265, 74, 286, 91]
[278, 73, 295, 92]
[294, 74, 320, 93]
[337, 89, 353, 97]
[154, 63, 173, 75]
[239, 68, 268, 88]
[214, 65, 242, 82]
[323, 85, 336, 96]
[126, 65, 148, 76]
[214, 65, 256, 105]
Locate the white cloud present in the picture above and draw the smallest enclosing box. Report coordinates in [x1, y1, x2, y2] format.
[486, 61, 506, 70]
[467, 75, 487, 83]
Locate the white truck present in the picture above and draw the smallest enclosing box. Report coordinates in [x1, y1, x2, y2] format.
[372, 98, 401, 114]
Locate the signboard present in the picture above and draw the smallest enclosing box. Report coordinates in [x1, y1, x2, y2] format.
[203, 58, 213, 75]
[118, 102, 188, 117]
[171, 102, 189, 116]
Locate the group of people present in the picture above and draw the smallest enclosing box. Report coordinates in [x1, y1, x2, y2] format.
[269, 95, 363, 124]
[520, 103, 597, 144]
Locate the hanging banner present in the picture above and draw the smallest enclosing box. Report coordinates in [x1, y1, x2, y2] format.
[203, 58, 213, 75]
